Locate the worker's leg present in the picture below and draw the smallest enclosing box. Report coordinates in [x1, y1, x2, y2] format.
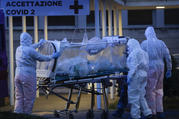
[14, 76, 24, 113]
[139, 77, 152, 119]
[112, 79, 128, 117]
[156, 70, 165, 119]
[23, 76, 36, 114]
[146, 70, 159, 115]
[128, 78, 140, 119]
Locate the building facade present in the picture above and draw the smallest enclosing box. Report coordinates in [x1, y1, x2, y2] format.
[3, 8, 179, 67]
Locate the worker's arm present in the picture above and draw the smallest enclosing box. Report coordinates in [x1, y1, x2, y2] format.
[30, 48, 52, 61]
[31, 39, 46, 49]
[162, 41, 172, 71]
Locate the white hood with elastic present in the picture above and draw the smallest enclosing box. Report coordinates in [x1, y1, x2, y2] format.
[20, 32, 32, 46]
[141, 26, 172, 71]
[127, 38, 141, 54]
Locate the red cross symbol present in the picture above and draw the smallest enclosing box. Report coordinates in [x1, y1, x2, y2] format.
[70, 0, 83, 14]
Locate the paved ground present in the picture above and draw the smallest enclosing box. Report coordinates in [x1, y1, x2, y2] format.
[32, 110, 179, 119]
[33, 93, 117, 112]
[31, 93, 179, 119]
[32, 110, 129, 119]
[1, 92, 179, 119]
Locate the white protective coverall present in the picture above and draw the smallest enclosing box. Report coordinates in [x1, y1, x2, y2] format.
[141, 26, 172, 114]
[14, 32, 56, 114]
[127, 39, 152, 119]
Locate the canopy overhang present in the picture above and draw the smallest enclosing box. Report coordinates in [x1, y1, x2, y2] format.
[115, 0, 179, 9]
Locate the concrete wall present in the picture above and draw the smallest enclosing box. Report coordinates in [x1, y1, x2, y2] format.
[123, 28, 179, 68]
[5, 28, 179, 68]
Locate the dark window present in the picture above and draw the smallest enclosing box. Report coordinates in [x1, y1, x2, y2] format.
[165, 8, 179, 25]
[128, 10, 153, 25]
[87, 11, 104, 27]
[26, 16, 33, 26]
[6, 16, 33, 26]
[106, 10, 114, 26]
[48, 16, 75, 26]
[13, 16, 22, 26]
[106, 11, 108, 26]
[87, 11, 95, 26]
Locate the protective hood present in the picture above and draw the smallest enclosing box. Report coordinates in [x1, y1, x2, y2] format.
[143, 26, 162, 61]
[20, 32, 32, 46]
[144, 26, 158, 41]
[127, 38, 141, 54]
[141, 26, 172, 72]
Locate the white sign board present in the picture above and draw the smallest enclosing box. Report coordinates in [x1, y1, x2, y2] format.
[1, 0, 90, 16]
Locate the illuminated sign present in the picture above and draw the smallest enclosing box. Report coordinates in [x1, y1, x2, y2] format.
[1, 0, 90, 16]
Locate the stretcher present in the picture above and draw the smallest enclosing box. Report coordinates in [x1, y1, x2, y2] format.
[36, 36, 128, 119]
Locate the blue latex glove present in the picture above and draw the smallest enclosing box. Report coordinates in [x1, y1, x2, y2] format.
[51, 52, 60, 59]
[39, 39, 46, 46]
[165, 70, 172, 79]
[127, 79, 130, 85]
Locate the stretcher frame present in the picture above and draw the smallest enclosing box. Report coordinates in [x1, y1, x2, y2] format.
[36, 39, 128, 119]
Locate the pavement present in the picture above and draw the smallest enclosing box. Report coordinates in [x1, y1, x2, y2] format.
[1, 92, 179, 119]
[32, 110, 179, 119]
[32, 110, 129, 119]
[31, 93, 179, 119]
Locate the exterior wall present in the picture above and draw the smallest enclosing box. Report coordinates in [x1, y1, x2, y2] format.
[5, 28, 179, 67]
[5, 29, 97, 67]
[123, 28, 179, 67]
[4, 9, 179, 69]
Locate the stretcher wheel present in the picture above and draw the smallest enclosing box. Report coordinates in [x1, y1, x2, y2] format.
[68, 113, 74, 119]
[54, 110, 60, 118]
[86, 110, 94, 119]
[100, 110, 108, 119]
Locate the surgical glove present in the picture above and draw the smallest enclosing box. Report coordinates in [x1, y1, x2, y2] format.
[39, 39, 46, 46]
[165, 70, 172, 79]
[51, 52, 60, 59]
[127, 79, 130, 85]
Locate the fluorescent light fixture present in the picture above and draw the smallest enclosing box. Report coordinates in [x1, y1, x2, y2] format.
[156, 6, 165, 9]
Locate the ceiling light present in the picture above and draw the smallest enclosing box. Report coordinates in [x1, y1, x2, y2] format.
[156, 6, 165, 9]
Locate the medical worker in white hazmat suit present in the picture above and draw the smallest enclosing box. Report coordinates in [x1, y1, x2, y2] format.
[14, 32, 60, 114]
[127, 39, 152, 119]
[141, 26, 172, 119]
